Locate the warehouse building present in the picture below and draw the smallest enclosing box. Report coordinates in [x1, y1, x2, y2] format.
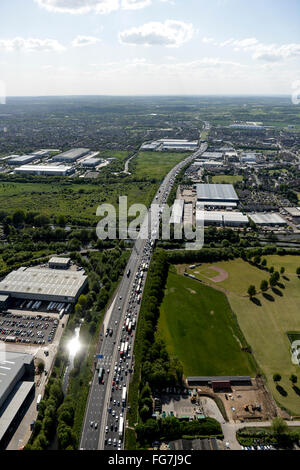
[0, 295, 9, 310]
[196, 208, 248, 227]
[241, 153, 258, 163]
[196, 184, 239, 203]
[53, 148, 90, 163]
[49, 257, 71, 269]
[202, 201, 237, 209]
[15, 165, 74, 176]
[82, 158, 103, 168]
[0, 351, 35, 446]
[7, 155, 39, 166]
[141, 142, 161, 151]
[159, 139, 198, 151]
[0, 266, 88, 304]
[141, 139, 198, 152]
[200, 152, 224, 160]
[170, 199, 184, 224]
[249, 213, 287, 226]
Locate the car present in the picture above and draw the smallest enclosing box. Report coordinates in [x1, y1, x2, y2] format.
[110, 424, 114, 431]
[113, 400, 116, 405]
[225, 442, 230, 449]
[112, 410, 115, 416]
[90, 421, 94, 427]
[94, 422, 98, 429]
[108, 438, 112, 446]
[113, 438, 117, 447]
[108, 408, 112, 413]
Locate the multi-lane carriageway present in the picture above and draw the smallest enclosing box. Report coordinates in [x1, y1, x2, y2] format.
[79, 143, 207, 450]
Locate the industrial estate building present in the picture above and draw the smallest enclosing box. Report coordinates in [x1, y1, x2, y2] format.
[141, 139, 199, 152]
[249, 213, 287, 226]
[196, 184, 239, 203]
[0, 351, 35, 445]
[200, 152, 224, 160]
[52, 148, 90, 163]
[170, 199, 184, 224]
[14, 165, 74, 176]
[196, 208, 249, 227]
[49, 257, 71, 270]
[82, 158, 103, 168]
[0, 266, 88, 304]
[8, 155, 39, 166]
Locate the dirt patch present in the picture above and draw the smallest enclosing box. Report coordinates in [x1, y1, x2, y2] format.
[170, 287, 176, 293]
[186, 288, 196, 294]
[210, 310, 215, 316]
[209, 266, 229, 283]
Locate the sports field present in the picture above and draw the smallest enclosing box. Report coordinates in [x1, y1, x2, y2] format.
[212, 175, 243, 184]
[158, 270, 256, 377]
[179, 256, 300, 415]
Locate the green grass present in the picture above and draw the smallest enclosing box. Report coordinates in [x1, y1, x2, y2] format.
[132, 151, 189, 180]
[183, 256, 300, 415]
[185, 259, 268, 296]
[158, 270, 256, 377]
[0, 180, 156, 222]
[212, 175, 243, 184]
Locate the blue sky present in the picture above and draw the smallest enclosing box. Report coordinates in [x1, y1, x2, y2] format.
[0, 0, 299, 96]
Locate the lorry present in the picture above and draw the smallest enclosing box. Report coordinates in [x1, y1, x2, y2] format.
[122, 386, 127, 406]
[36, 394, 42, 410]
[118, 416, 124, 439]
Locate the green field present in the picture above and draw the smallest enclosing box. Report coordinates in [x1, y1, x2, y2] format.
[158, 269, 256, 377]
[181, 256, 300, 415]
[0, 180, 156, 222]
[132, 151, 189, 180]
[212, 175, 243, 184]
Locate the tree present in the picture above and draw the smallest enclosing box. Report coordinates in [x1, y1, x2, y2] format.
[12, 210, 25, 226]
[37, 361, 45, 374]
[271, 417, 288, 436]
[78, 294, 87, 310]
[280, 267, 285, 275]
[273, 373, 281, 383]
[260, 280, 268, 292]
[57, 215, 66, 227]
[261, 259, 267, 267]
[296, 267, 300, 276]
[248, 285, 256, 298]
[269, 266, 274, 274]
[270, 272, 280, 287]
[289, 374, 297, 384]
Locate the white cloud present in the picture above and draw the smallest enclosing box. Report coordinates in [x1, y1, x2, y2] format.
[119, 20, 194, 47]
[121, 0, 152, 10]
[72, 35, 101, 47]
[0, 37, 66, 52]
[34, 0, 119, 15]
[204, 36, 300, 62]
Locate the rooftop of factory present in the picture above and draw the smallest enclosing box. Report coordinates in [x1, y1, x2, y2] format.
[249, 213, 288, 225]
[0, 266, 87, 299]
[196, 184, 239, 202]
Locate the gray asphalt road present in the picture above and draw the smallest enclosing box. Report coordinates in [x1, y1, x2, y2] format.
[79, 143, 207, 450]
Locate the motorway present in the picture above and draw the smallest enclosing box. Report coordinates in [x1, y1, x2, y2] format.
[79, 143, 207, 450]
